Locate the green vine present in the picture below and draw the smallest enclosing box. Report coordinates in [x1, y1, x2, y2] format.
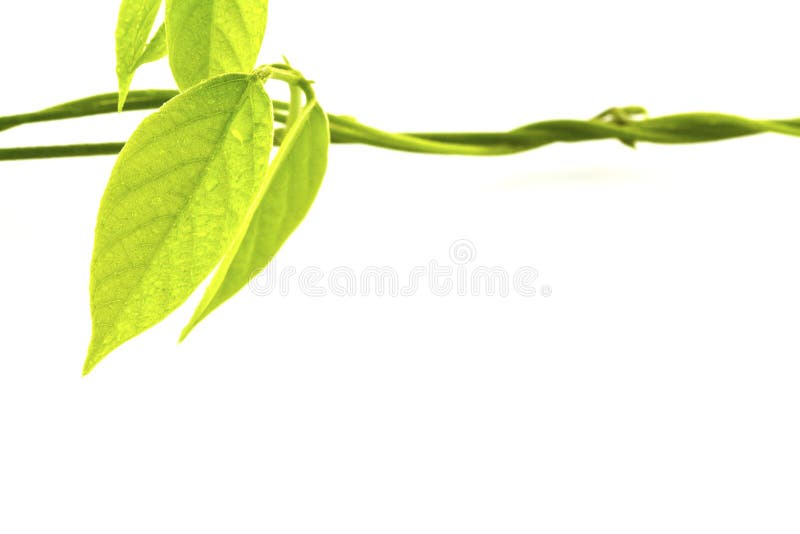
[4, 91, 800, 162]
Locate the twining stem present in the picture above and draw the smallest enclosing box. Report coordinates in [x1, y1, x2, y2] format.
[0, 90, 178, 133]
[255, 63, 307, 130]
[3, 89, 800, 161]
[0, 143, 125, 160]
[285, 84, 302, 129]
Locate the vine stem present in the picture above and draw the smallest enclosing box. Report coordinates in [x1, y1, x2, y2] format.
[3, 90, 800, 161]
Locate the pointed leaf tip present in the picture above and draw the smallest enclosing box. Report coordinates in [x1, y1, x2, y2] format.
[115, 0, 163, 111]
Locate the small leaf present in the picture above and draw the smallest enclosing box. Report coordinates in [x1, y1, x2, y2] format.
[181, 102, 330, 339]
[85, 73, 273, 375]
[166, 0, 269, 91]
[115, 0, 164, 111]
[137, 23, 168, 68]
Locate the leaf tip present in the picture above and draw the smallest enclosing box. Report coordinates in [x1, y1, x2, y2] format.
[82, 355, 97, 377]
[178, 320, 198, 344]
[117, 84, 130, 113]
[83, 335, 112, 376]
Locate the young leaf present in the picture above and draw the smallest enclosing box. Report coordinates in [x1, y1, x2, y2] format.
[137, 23, 168, 67]
[85, 73, 273, 375]
[181, 102, 330, 339]
[166, 0, 269, 91]
[118, 24, 169, 111]
[115, 0, 164, 111]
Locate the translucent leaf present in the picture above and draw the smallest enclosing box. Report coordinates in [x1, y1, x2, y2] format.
[85, 73, 273, 374]
[115, 0, 164, 111]
[181, 102, 330, 339]
[166, 0, 269, 91]
[137, 23, 168, 67]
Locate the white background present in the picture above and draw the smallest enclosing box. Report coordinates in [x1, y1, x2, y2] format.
[2, 1, 800, 532]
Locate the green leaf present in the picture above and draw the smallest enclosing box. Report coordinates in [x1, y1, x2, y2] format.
[181, 101, 330, 339]
[118, 24, 169, 112]
[115, 0, 164, 111]
[85, 73, 273, 375]
[165, 0, 269, 91]
[137, 23, 168, 67]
